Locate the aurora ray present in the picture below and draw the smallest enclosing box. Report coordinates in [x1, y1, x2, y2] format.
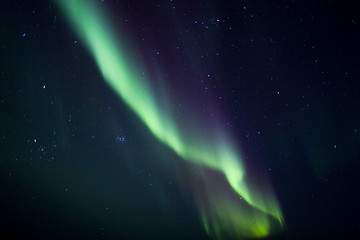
[57, 0, 284, 238]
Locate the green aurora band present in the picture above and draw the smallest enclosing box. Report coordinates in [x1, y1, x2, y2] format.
[57, 0, 284, 238]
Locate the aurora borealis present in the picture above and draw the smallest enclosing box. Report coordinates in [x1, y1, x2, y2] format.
[57, 0, 283, 238]
[1, 0, 360, 239]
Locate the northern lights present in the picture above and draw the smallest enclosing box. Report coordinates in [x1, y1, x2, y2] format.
[3, 0, 359, 239]
[56, 0, 283, 238]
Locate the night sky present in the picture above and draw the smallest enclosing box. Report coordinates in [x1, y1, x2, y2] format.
[1, 0, 360, 239]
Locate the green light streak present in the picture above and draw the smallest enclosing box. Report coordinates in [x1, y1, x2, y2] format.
[57, 0, 284, 238]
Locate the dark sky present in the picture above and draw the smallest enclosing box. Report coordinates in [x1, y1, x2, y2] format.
[1, 0, 360, 239]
